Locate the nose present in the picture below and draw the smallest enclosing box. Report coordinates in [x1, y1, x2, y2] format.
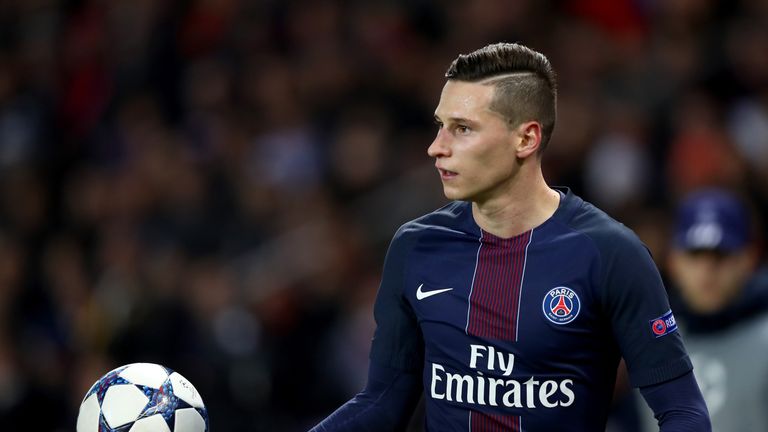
[428, 129, 451, 158]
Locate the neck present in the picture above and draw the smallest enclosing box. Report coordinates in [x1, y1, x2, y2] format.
[471, 164, 560, 239]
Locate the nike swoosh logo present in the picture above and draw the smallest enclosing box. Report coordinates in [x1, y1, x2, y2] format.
[416, 283, 454, 300]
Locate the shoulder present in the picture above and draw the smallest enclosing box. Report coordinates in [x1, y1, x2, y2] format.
[381, 201, 472, 274]
[553, 191, 659, 290]
[560, 194, 648, 259]
[394, 201, 474, 244]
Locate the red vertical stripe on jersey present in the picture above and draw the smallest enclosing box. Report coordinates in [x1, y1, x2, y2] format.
[471, 411, 521, 431]
[466, 230, 531, 341]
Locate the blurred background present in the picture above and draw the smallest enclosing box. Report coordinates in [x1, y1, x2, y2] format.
[0, 0, 766, 430]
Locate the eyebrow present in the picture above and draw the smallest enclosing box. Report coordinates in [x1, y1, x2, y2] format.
[433, 114, 477, 124]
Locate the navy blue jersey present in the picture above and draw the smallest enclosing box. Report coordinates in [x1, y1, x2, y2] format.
[369, 188, 692, 431]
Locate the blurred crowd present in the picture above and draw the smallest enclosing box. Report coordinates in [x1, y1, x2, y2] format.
[0, 0, 766, 430]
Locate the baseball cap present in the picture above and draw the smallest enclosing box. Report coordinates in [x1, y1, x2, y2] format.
[673, 189, 750, 252]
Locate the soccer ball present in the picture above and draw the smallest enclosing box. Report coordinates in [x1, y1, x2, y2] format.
[76, 363, 209, 432]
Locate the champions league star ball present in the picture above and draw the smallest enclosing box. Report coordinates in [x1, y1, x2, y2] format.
[76, 363, 209, 432]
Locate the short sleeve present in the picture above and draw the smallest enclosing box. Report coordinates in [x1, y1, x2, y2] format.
[600, 231, 693, 388]
[369, 225, 424, 372]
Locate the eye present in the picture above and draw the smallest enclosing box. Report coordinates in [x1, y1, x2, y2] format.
[434, 119, 443, 130]
[455, 124, 471, 135]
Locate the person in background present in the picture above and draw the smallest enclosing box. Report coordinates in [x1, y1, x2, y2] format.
[661, 189, 768, 431]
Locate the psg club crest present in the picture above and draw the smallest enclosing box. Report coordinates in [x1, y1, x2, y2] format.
[542, 286, 581, 325]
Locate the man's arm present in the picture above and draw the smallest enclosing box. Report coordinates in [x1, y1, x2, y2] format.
[588, 223, 711, 428]
[639, 371, 711, 431]
[309, 362, 422, 432]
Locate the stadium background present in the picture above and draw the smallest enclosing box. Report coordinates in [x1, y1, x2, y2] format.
[0, 0, 766, 430]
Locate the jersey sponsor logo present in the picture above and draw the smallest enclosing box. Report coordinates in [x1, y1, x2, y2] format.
[416, 283, 454, 300]
[649, 310, 678, 338]
[429, 344, 575, 409]
[542, 287, 581, 325]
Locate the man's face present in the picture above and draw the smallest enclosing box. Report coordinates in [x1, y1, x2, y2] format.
[428, 80, 522, 202]
[668, 248, 754, 314]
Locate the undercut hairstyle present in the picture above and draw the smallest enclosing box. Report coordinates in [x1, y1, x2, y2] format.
[445, 43, 557, 153]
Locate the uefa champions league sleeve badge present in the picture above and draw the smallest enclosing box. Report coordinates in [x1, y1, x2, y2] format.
[649, 310, 678, 338]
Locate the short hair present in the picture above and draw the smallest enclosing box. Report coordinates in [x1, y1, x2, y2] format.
[445, 43, 557, 153]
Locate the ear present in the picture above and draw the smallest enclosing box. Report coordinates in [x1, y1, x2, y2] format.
[515, 121, 542, 159]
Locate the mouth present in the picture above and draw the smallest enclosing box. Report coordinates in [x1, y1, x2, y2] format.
[437, 167, 458, 180]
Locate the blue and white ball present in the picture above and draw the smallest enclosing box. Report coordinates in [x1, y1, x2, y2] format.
[76, 363, 209, 432]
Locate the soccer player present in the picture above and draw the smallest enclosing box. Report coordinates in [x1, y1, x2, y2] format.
[310, 43, 710, 431]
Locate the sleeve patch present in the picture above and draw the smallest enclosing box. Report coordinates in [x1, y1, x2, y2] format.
[649, 310, 678, 338]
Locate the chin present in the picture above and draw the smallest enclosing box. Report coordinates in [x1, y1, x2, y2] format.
[442, 186, 473, 202]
